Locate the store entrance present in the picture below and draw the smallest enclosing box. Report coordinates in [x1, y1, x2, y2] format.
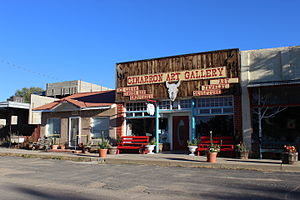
[172, 116, 189, 151]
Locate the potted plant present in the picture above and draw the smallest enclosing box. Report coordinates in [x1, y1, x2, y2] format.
[59, 141, 66, 150]
[282, 145, 298, 165]
[98, 136, 110, 158]
[108, 137, 118, 155]
[145, 137, 156, 154]
[79, 142, 88, 153]
[187, 138, 199, 156]
[236, 142, 249, 159]
[206, 131, 220, 163]
[51, 137, 59, 150]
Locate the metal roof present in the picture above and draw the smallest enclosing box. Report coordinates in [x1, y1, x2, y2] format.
[0, 101, 30, 109]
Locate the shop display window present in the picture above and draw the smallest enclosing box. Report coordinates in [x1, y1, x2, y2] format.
[46, 118, 61, 137]
[196, 115, 234, 137]
[91, 117, 109, 138]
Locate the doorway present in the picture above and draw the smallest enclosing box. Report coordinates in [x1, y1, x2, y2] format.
[69, 117, 80, 147]
[172, 116, 189, 150]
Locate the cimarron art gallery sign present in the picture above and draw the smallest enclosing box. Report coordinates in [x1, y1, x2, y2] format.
[127, 66, 226, 86]
[117, 66, 239, 101]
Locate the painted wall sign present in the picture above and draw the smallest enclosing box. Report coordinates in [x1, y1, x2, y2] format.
[127, 66, 227, 86]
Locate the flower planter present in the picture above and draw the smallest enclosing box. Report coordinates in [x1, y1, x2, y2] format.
[282, 152, 298, 164]
[99, 149, 108, 158]
[109, 147, 118, 155]
[237, 151, 249, 159]
[145, 145, 155, 154]
[60, 145, 65, 150]
[207, 152, 218, 163]
[52, 145, 59, 150]
[188, 146, 197, 156]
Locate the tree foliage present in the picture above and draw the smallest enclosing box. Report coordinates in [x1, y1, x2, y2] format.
[14, 87, 44, 103]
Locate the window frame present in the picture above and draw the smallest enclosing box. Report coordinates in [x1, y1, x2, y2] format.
[46, 118, 61, 137]
[91, 117, 110, 139]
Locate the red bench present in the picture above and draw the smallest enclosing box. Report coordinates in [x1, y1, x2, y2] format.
[117, 136, 149, 154]
[197, 136, 235, 156]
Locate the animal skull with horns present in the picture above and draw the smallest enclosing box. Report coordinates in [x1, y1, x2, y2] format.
[166, 80, 181, 101]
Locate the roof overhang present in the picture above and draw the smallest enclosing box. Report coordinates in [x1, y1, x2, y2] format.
[80, 106, 111, 110]
[247, 80, 300, 88]
[33, 105, 112, 112]
[0, 101, 30, 109]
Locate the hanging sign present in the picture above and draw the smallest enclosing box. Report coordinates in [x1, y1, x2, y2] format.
[146, 103, 155, 115]
[127, 66, 227, 86]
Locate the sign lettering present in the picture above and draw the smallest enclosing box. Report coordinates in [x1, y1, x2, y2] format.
[117, 86, 139, 93]
[130, 94, 154, 100]
[127, 66, 227, 86]
[210, 78, 239, 85]
[193, 89, 222, 96]
[201, 84, 230, 91]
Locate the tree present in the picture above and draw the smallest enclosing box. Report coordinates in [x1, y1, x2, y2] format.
[14, 87, 44, 103]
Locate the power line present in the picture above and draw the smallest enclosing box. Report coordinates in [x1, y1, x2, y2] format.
[1, 58, 63, 81]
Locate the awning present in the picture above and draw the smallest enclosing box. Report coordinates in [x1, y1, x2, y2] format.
[247, 80, 300, 88]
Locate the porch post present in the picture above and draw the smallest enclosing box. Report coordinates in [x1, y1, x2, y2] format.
[191, 99, 196, 140]
[155, 105, 160, 153]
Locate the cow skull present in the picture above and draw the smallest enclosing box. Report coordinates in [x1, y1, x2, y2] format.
[166, 80, 181, 101]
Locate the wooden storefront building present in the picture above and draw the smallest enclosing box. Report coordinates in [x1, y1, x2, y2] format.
[116, 49, 242, 152]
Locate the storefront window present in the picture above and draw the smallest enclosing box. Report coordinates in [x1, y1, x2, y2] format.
[91, 117, 109, 138]
[126, 118, 155, 136]
[196, 115, 234, 137]
[194, 96, 234, 115]
[255, 107, 300, 144]
[180, 99, 192, 109]
[126, 103, 147, 111]
[158, 101, 171, 110]
[47, 118, 61, 137]
[195, 96, 233, 108]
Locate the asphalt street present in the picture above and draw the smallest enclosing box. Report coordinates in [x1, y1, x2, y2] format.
[0, 157, 299, 200]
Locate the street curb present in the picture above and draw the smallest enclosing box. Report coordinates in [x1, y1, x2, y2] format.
[0, 152, 100, 162]
[1, 152, 299, 173]
[103, 158, 300, 172]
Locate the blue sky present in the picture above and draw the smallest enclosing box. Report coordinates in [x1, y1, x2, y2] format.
[1, 0, 300, 101]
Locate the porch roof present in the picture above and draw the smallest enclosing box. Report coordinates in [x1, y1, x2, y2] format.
[33, 90, 115, 111]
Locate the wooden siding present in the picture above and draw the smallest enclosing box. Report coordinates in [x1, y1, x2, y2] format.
[116, 49, 240, 102]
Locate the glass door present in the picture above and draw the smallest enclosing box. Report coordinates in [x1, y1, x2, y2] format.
[69, 117, 80, 147]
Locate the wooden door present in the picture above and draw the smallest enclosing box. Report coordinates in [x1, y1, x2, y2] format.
[173, 116, 189, 150]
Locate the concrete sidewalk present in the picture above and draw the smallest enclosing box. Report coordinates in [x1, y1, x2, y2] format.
[0, 147, 299, 173]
